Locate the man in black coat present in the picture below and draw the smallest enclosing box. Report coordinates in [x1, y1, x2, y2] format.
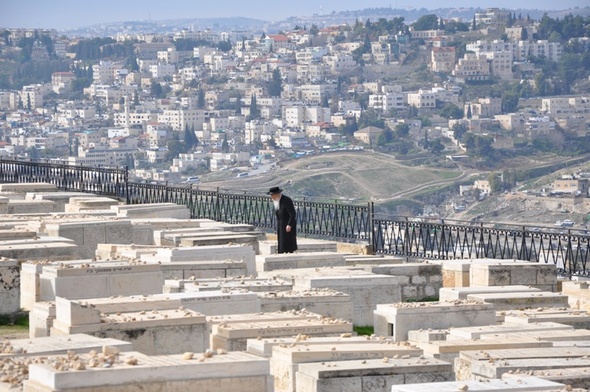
[267, 186, 297, 253]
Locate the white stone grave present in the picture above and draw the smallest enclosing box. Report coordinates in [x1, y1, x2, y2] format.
[0, 237, 78, 261]
[0, 259, 20, 314]
[164, 276, 292, 293]
[270, 342, 423, 392]
[255, 252, 346, 272]
[211, 315, 353, 351]
[23, 350, 273, 392]
[259, 238, 338, 255]
[391, 375, 568, 391]
[258, 288, 353, 321]
[64, 196, 120, 213]
[294, 274, 402, 326]
[370, 262, 442, 301]
[148, 244, 256, 276]
[470, 260, 557, 291]
[466, 291, 568, 311]
[111, 203, 190, 219]
[439, 285, 542, 302]
[295, 357, 454, 392]
[373, 301, 496, 342]
[179, 233, 261, 254]
[38, 261, 164, 302]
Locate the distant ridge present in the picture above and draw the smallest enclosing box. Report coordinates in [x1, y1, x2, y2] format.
[62, 6, 590, 37]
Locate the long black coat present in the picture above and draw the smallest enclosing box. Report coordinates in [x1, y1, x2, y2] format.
[275, 194, 297, 253]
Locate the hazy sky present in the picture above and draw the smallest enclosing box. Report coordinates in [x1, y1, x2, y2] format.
[1, 0, 588, 30]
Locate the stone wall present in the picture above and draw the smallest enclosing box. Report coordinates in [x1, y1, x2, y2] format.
[0, 260, 20, 314]
[371, 262, 442, 301]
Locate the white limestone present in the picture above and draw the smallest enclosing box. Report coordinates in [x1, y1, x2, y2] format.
[255, 252, 346, 272]
[391, 375, 568, 391]
[0, 259, 20, 314]
[439, 285, 542, 301]
[373, 301, 496, 342]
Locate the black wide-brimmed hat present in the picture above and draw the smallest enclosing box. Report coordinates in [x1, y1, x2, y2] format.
[267, 186, 283, 195]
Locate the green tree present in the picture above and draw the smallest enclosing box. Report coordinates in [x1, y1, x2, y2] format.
[150, 81, 164, 98]
[439, 103, 463, 119]
[377, 128, 394, 146]
[395, 123, 410, 138]
[452, 123, 468, 141]
[221, 134, 229, 153]
[197, 89, 205, 109]
[268, 68, 282, 97]
[413, 14, 440, 31]
[487, 172, 502, 193]
[248, 95, 260, 120]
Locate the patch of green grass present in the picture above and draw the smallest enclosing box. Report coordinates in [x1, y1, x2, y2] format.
[0, 312, 29, 327]
[405, 296, 439, 303]
[353, 326, 374, 336]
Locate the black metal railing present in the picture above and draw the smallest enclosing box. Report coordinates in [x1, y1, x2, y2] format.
[1, 158, 588, 275]
[372, 216, 590, 276]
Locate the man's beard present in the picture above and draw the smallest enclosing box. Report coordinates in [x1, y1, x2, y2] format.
[273, 199, 280, 210]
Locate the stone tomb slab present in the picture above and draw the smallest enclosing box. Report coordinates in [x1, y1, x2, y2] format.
[294, 274, 402, 326]
[391, 375, 567, 391]
[446, 321, 573, 341]
[373, 301, 496, 342]
[29, 301, 56, 338]
[25, 192, 92, 212]
[149, 244, 256, 276]
[345, 255, 405, 266]
[370, 262, 442, 301]
[23, 350, 273, 392]
[211, 316, 353, 351]
[562, 281, 590, 312]
[0, 183, 57, 193]
[503, 308, 590, 330]
[470, 260, 557, 291]
[455, 346, 590, 381]
[0, 237, 78, 261]
[255, 252, 346, 272]
[466, 291, 568, 311]
[179, 233, 260, 254]
[259, 239, 338, 255]
[508, 367, 590, 390]
[0, 334, 133, 359]
[164, 276, 292, 293]
[412, 338, 553, 363]
[64, 196, 120, 212]
[439, 285, 542, 302]
[0, 259, 20, 314]
[39, 261, 164, 302]
[45, 220, 134, 258]
[51, 298, 208, 355]
[295, 357, 454, 392]
[258, 288, 352, 321]
[7, 199, 57, 214]
[111, 203, 190, 219]
[270, 342, 423, 392]
[159, 260, 249, 280]
[247, 335, 396, 358]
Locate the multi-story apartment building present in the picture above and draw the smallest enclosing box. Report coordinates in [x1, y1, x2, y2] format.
[466, 98, 502, 118]
[92, 61, 120, 85]
[406, 89, 437, 108]
[474, 8, 510, 26]
[51, 72, 76, 94]
[157, 109, 206, 131]
[430, 47, 456, 73]
[452, 53, 491, 82]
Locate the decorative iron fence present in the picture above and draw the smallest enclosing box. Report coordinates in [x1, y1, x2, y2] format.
[372, 217, 590, 276]
[1, 158, 588, 275]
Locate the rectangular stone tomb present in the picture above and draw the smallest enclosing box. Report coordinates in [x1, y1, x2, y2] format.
[29, 301, 56, 338]
[95, 243, 162, 261]
[258, 289, 352, 321]
[294, 274, 402, 326]
[7, 199, 57, 214]
[255, 252, 346, 272]
[370, 263, 442, 302]
[562, 281, 590, 312]
[412, 338, 553, 363]
[439, 285, 542, 302]
[0, 183, 57, 193]
[157, 227, 229, 246]
[64, 196, 120, 212]
[259, 239, 338, 255]
[165, 277, 293, 293]
[270, 342, 423, 392]
[295, 357, 454, 392]
[51, 297, 209, 355]
[45, 220, 134, 258]
[0, 238, 78, 261]
[111, 203, 190, 219]
[39, 261, 164, 302]
[478, 329, 590, 345]
[503, 308, 590, 330]
[23, 351, 273, 392]
[345, 255, 405, 265]
[26, 192, 92, 212]
[149, 245, 256, 276]
[391, 375, 567, 391]
[506, 367, 590, 390]
[446, 321, 573, 341]
[0, 260, 19, 314]
[211, 317, 353, 351]
[466, 291, 569, 311]
[179, 233, 261, 254]
[247, 335, 396, 358]
[373, 301, 496, 342]
[455, 347, 590, 381]
[0, 334, 132, 359]
[159, 260, 249, 280]
[470, 260, 557, 291]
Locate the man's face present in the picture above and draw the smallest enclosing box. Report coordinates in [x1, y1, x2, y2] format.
[270, 193, 281, 201]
